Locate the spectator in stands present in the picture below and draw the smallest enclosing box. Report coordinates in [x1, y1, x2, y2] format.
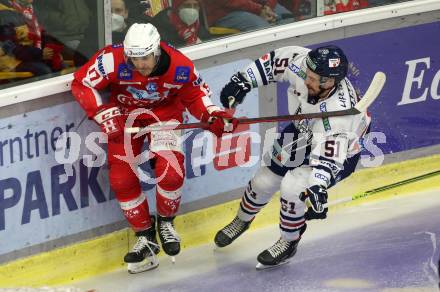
[278, 0, 314, 21]
[204, 0, 294, 32]
[7, 0, 64, 71]
[323, 0, 369, 15]
[125, 0, 170, 21]
[112, 0, 130, 43]
[0, 9, 52, 77]
[8, 0, 42, 48]
[147, 0, 211, 47]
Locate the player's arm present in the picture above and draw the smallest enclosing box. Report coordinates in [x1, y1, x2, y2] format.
[220, 46, 309, 108]
[180, 67, 238, 137]
[71, 48, 114, 117]
[71, 48, 124, 141]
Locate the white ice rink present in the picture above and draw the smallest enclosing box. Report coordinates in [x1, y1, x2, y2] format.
[75, 189, 440, 292]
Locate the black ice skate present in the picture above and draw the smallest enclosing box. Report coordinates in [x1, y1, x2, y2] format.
[256, 237, 299, 270]
[214, 216, 252, 248]
[256, 224, 306, 270]
[157, 215, 181, 257]
[124, 217, 160, 274]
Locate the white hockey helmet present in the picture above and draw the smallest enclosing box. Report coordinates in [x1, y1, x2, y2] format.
[123, 23, 161, 58]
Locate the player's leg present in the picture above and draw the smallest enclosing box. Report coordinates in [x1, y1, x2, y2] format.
[257, 166, 310, 268]
[215, 166, 283, 247]
[154, 150, 185, 256]
[108, 136, 159, 273]
[148, 123, 186, 257]
[214, 122, 305, 247]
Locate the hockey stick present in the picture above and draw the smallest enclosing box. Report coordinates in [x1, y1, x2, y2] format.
[322, 169, 440, 209]
[125, 71, 386, 134]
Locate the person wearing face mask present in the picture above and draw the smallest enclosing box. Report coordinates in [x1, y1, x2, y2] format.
[111, 0, 130, 43]
[146, 0, 212, 47]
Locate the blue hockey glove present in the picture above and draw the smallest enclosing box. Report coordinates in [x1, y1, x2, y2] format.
[220, 72, 251, 108]
[300, 185, 328, 220]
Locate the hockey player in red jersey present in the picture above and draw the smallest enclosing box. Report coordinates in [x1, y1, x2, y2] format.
[71, 23, 237, 273]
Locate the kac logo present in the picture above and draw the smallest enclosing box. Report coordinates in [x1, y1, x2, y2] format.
[146, 82, 158, 94]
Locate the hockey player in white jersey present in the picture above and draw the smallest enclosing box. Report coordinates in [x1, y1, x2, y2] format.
[214, 45, 371, 269]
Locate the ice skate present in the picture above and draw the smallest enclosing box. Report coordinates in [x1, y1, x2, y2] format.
[158, 215, 181, 258]
[255, 237, 300, 270]
[214, 216, 252, 248]
[124, 218, 160, 274]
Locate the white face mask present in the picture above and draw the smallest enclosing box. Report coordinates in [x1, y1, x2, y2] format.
[112, 13, 126, 32]
[178, 8, 199, 26]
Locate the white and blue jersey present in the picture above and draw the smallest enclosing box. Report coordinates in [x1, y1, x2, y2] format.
[242, 46, 371, 188]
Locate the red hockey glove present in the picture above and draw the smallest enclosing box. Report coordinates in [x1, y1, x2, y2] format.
[93, 104, 125, 142]
[207, 110, 239, 137]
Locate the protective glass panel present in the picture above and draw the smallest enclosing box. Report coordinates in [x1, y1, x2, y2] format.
[113, 0, 411, 49]
[0, 0, 104, 90]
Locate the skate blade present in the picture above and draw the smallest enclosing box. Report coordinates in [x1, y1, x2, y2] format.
[127, 257, 159, 274]
[255, 259, 290, 271]
[171, 256, 176, 264]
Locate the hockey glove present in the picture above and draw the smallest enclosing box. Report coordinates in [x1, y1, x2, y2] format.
[207, 110, 239, 137]
[299, 185, 328, 220]
[93, 103, 125, 143]
[220, 72, 252, 108]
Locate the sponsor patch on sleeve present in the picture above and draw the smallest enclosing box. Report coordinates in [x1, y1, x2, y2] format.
[246, 68, 258, 87]
[192, 69, 203, 86]
[174, 66, 190, 83]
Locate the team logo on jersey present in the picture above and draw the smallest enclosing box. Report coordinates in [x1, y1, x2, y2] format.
[146, 82, 158, 94]
[117, 64, 132, 80]
[174, 66, 190, 83]
[127, 86, 162, 101]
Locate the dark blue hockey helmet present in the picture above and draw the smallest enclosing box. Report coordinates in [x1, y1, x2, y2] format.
[305, 45, 348, 83]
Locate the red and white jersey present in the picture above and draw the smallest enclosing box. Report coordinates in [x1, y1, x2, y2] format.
[72, 42, 217, 122]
